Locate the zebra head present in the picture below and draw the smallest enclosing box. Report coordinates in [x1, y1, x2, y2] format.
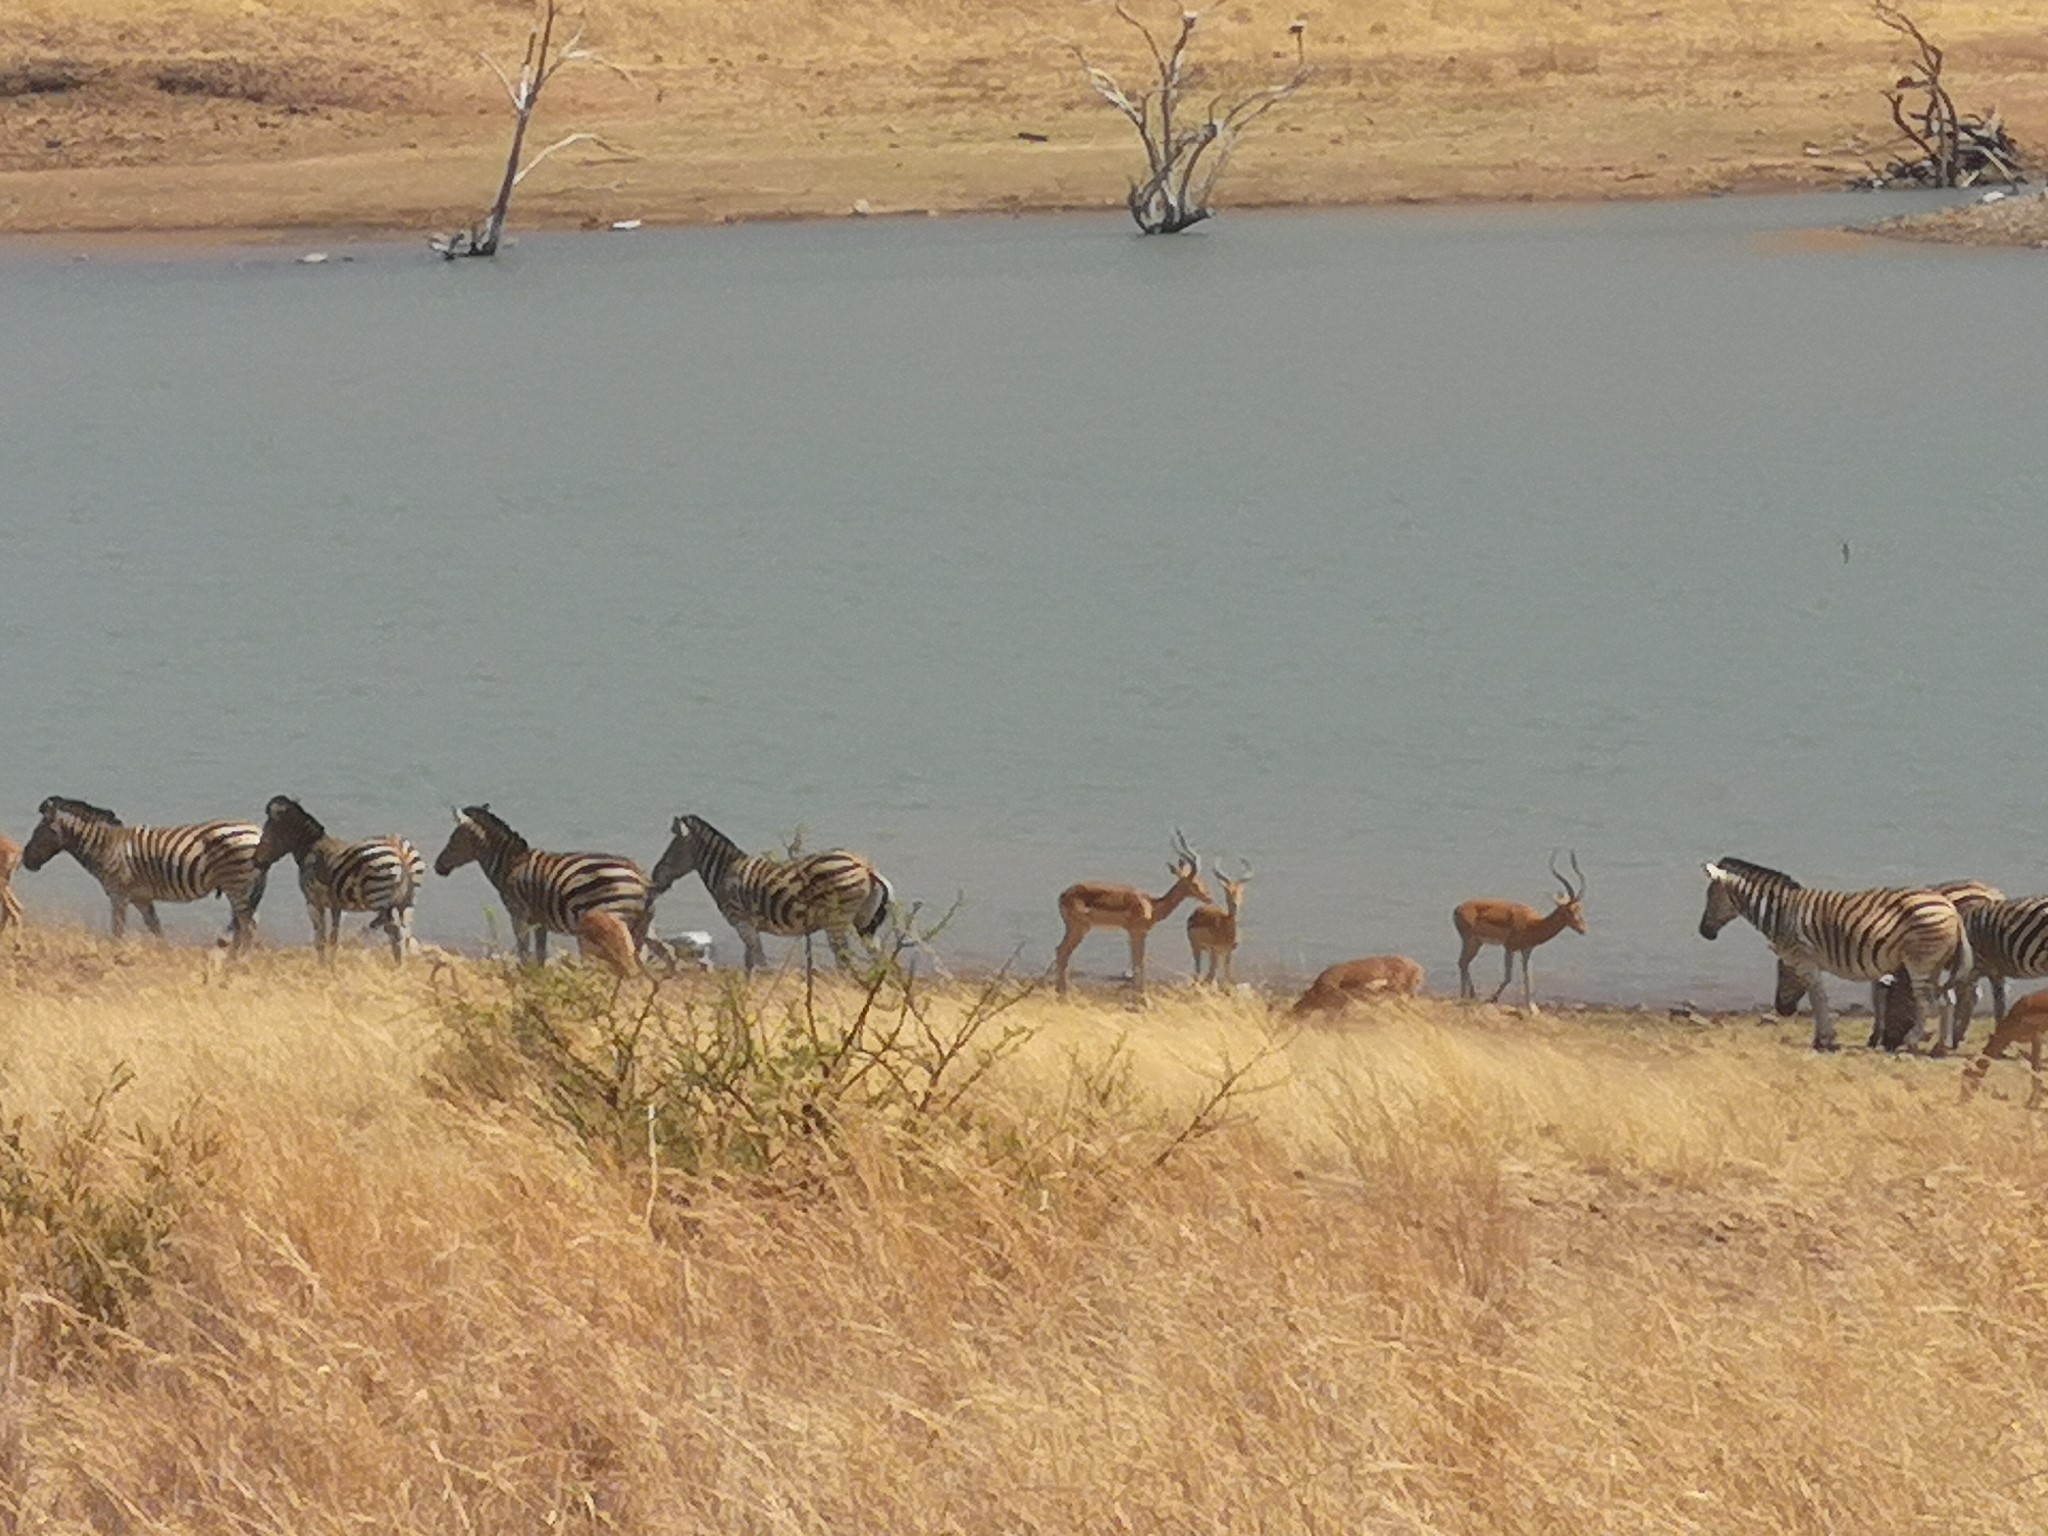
[254, 795, 324, 869]
[435, 804, 506, 877]
[1699, 862, 1743, 939]
[650, 815, 703, 898]
[21, 796, 119, 872]
[1700, 858, 1796, 941]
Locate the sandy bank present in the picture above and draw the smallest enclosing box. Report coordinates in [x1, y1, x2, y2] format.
[4, 0, 2046, 238]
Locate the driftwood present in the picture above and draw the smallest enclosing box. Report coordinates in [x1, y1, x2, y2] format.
[1851, 3, 2025, 189]
[1069, 5, 1310, 234]
[431, 0, 633, 259]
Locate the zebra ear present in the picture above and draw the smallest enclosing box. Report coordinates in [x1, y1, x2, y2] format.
[672, 815, 685, 834]
[1702, 861, 1725, 881]
[449, 805, 462, 823]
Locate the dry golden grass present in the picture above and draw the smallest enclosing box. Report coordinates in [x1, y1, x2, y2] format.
[2, 923, 2047, 1530]
[3, 0, 2047, 235]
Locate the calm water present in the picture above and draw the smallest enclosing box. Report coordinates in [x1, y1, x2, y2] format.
[4, 194, 2047, 1002]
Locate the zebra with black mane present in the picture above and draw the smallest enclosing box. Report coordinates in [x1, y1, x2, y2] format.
[431, 804, 649, 976]
[20, 796, 267, 952]
[650, 813, 893, 974]
[1700, 857, 1970, 1053]
[254, 796, 424, 962]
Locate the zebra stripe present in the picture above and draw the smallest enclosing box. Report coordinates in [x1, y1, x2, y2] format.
[432, 804, 650, 967]
[1950, 896, 2048, 1038]
[650, 813, 892, 973]
[255, 795, 423, 961]
[1773, 879, 2004, 1043]
[1701, 857, 1969, 1053]
[21, 796, 267, 950]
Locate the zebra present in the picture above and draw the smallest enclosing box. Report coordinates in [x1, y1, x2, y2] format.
[20, 796, 267, 952]
[1699, 857, 1970, 1054]
[253, 796, 424, 963]
[431, 805, 650, 976]
[1946, 895, 2048, 1043]
[649, 813, 893, 974]
[1772, 879, 2004, 1048]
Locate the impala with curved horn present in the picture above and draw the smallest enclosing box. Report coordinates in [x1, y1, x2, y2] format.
[1453, 851, 1587, 1012]
[1185, 861, 1252, 986]
[1054, 830, 1212, 1000]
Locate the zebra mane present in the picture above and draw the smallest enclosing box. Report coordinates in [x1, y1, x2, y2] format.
[1714, 856, 1801, 889]
[682, 814, 739, 852]
[461, 804, 528, 855]
[42, 796, 120, 826]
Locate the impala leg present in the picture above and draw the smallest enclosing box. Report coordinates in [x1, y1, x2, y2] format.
[1054, 926, 1083, 998]
[1221, 949, 1234, 987]
[1523, 952, 1538, 1014]
[1130, 928, 1147, 1001]
[1488, 947, 1515, 1005]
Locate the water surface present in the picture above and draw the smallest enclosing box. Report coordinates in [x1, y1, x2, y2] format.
[4, 193, 2045, 1003]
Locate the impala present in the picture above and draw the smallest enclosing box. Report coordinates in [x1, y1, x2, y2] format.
[1454, 851, 1587, 1012]
[1185, 862, 1251, 986]
[1054, 830, 1212, 999]
[1288, 955, 1426, 1017]
[0, 833, 21, 942]
[1961, 987, 2048, 1107]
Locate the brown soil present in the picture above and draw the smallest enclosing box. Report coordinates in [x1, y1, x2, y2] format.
[2, 0, 2046, 239]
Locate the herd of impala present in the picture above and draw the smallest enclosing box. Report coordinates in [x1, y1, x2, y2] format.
[1052, 833, 1589, 1018]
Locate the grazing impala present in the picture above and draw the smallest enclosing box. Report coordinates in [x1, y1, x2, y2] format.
[0, 833, 21, 942]
[1289, 955, 1426, 1017]
[1454, 851, 1587, 1012]
[1961, 987, 2048, 1107]
[1054, 830, 1212, 999]
[1185, 863, 1251, 986]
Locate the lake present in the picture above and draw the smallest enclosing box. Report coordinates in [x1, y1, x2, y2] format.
[4, 193, 2046, 1004]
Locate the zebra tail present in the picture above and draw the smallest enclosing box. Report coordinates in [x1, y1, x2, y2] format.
[1947, 928, 1976, 998]
[857, 873, 894, 939]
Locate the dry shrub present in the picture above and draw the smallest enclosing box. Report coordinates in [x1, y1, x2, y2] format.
[0, 931, 2046, 1529]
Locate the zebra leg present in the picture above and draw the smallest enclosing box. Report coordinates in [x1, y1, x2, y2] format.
[136, 900, 165, 940]
[1806, 972, 1839, 1052]
[827, 928, 856, 970]
[108, 894, 127, 940]
[738, 924, 767, 974]
[532, 928, 549, 966]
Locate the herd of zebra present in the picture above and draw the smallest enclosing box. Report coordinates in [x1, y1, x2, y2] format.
[6, 794, 2048, 1097]
[0, 797, 893, 978]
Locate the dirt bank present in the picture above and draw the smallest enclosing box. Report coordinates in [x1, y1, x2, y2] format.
[4, 0, 2046, 237]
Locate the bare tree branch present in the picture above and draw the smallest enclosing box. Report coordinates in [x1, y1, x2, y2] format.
[432, 0, 634, 259]
[1070, 6, 1310, 234]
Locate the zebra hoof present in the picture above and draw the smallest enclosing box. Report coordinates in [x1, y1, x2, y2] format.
[1814, 1041, 1841, 1054]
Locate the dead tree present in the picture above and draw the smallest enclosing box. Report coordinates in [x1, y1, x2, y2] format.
[431, 0, 630, 258]
[1863, 2, 2025, 188]
[1070, 5, 1309, 234]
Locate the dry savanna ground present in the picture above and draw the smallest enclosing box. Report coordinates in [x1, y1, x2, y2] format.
[2, 924, 2048, 1530]
[3, 0, 2048, 240]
